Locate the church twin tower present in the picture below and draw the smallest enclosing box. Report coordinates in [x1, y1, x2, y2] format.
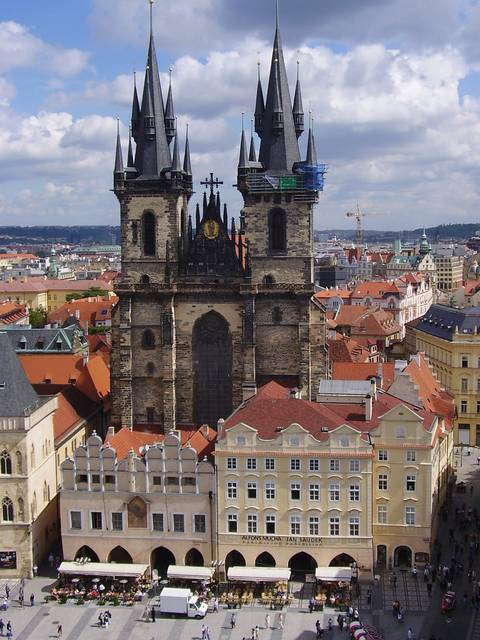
[111, 6, 327, 431]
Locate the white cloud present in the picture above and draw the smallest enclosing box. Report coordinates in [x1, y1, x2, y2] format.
[0, 21, 89, 77]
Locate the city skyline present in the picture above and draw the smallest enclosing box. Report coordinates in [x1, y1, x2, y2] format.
[1, 0, 480, 229]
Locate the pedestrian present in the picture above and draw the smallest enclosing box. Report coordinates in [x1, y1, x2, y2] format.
[0, 618, 4, 636]
[98, 613, 104, 628]
[337, 614, 344, 630]
[213, 597, 219, 613]
[407, 628, 414, 639]
[411, 564, 418, 579]
[309, 596, 315, 613]
[151, 605, 155, 622]
[5, 629, 10, 640]
[230, 613, 236, 629]
[427, 582, 432, 597]
[315, 619, 323, 638]
[32, 564, 38, 577]
[0, 599, 7, 612]
[4, 586, 9, 601]
[327, 617, 333, 631]
[57, 623, 63, 638]
[206, 626, 211, 640]
[278, 613, 284, 629]
[265, 613, 270, 629]
[30, 593, 34, 607]
[48, 554, 54, 568]
[18, 592, 23, 608]
[201, 624, 207, 639]
[5, 623, 10, 636]
[255, 625, 259, 640]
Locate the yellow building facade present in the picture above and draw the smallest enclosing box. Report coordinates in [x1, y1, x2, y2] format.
[410, 304, 480, 446]
[217, 382, 452, 575]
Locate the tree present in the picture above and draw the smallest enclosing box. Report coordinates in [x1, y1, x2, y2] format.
[81, 287, 106, 298]
[29, 306, 47, 328]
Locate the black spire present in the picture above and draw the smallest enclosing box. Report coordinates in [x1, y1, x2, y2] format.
[258, 6, 300, 172]
[195, 203, 201, 232]
[249, 119, 257, 162]
[164, 68, 176, 145]
[127, 124, 134, 167]
[114, 118, 124, 173]
[238, 116, 249, 169]
[134, 6, 171, 178]
[293, 60, 304, 138]
[183, 123, 192, 175]
[223, 203, 228, 229]
[171, 130, 182, 172]
[306, 116, 317, 165]
[131, 72, 140, 142]
[254, 62, 265, 136]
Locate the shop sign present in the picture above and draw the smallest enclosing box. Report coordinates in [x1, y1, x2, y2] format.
[0, 551, 16, 569]
[240, 535, 322, 546]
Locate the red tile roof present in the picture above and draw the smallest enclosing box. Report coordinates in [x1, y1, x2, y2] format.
[47, 296, 117, 329]
[0, 301, 28, 324]
[223, 380, 435, 439]
[53, 387, 100, 444]
[19, 353, 86, 385]
[327, 336, 371, 363]
[0, 278, 113, 294]
[350, 281, 400, 298]
[332, 362, 395, 390]
[105, 425, 216, 461]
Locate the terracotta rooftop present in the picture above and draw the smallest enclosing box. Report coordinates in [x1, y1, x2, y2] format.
[105, 424, 216, 461]
[223, 380, 436, 440]
[47, 296, 118, 329]
[332, 362, 395, 390]
[53, 386, 100, 444]
[351, 281, 400, 298]
[327, 335, 371, 363]
[19, 353, 86, 385]
[0, 279, 113, 293]
[0, 301, 28, 324]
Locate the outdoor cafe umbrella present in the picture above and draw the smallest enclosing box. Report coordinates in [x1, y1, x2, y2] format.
[353, 629, 367, 640]
[349, 621, 362, 631]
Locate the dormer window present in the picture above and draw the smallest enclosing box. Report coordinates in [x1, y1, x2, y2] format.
[18, 338, 26, 350]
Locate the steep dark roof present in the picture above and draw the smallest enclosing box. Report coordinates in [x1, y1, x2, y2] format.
[133, 30, 171, 177]
[258, 20, 300, 172]
[416, 304, 480, 341]
[4, 325, 87, 353]
[0, 332, 40, 417]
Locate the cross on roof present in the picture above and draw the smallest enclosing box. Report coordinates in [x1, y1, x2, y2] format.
[200, 173, 223, 194]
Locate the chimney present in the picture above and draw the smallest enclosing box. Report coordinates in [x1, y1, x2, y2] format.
[216, 418, 225, 441]
[107, 426, 115, 437]
[376, 362, 383, 388]
[289, 387, 300, 399]
[242, 381, 257, 402]
[370, 377, 377, 400]
[365, 394, 373, 421]
[82, 350, 89, 367]
[75, 309, 80, 320]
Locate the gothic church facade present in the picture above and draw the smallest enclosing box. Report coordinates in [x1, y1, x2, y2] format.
[111, 10, 327, 431]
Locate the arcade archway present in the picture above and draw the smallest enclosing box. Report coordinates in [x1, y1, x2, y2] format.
[74, 546, 99, 563]
[108, 546, 133, 564]
[288, 552, 317, 578]
[185, 548, 204, 567]
[151, 547, 176, 578]
[225, 550, 246, 571]
[255, 552, 276, 568]
[329, 554, 356, 567]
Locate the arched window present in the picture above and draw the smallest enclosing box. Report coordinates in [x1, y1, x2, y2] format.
[140, 274, 150, 284]
[269, 208, 286, 253]
[15, 451, 22, 475]
[17, 497, 24, 521]
[0, 451, 12, 475]
[30, 444, 35, 469]
[141, 329, 155, 349]
[43, 481, 48, 503]
[263, 274, 276, 285]
[31, 492, 37, 520]
[2, 497, 13, 522]
[142, 211, 156, 256]
[146, 362, 155, 376]
[272, 307, 283, 323]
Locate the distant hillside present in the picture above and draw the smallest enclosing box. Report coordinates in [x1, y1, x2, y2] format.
[0, 226, 120, 245]
[316, 223, 479, 242]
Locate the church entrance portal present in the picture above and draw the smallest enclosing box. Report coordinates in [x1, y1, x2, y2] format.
[192, 311, 232, 426]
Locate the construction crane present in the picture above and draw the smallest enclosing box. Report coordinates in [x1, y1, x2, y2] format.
[345, 204, 384, 248]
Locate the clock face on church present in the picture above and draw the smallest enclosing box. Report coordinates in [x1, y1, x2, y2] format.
[202, 219, 220, 240]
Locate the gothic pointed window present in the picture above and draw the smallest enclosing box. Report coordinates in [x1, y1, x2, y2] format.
[142, 211, 156, 256]
[15, 451, 22, 475]
[140, 274, 150, 284]
[17, 497, 24, 521]
[272, 307, 283, 323]
[0, 451, 11, 475]
[141, 329, 155, 349]
[2, 497, 13, 522]
[269, 208, 287, 253]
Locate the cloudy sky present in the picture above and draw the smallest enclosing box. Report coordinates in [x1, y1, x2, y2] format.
[2, 0, 480, 231]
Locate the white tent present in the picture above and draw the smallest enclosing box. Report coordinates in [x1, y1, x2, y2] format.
[58, 562, 148, 578]
[315, 567, 352, 582]
[227, 566, 291, 583]
[167, 565, 214, 581]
